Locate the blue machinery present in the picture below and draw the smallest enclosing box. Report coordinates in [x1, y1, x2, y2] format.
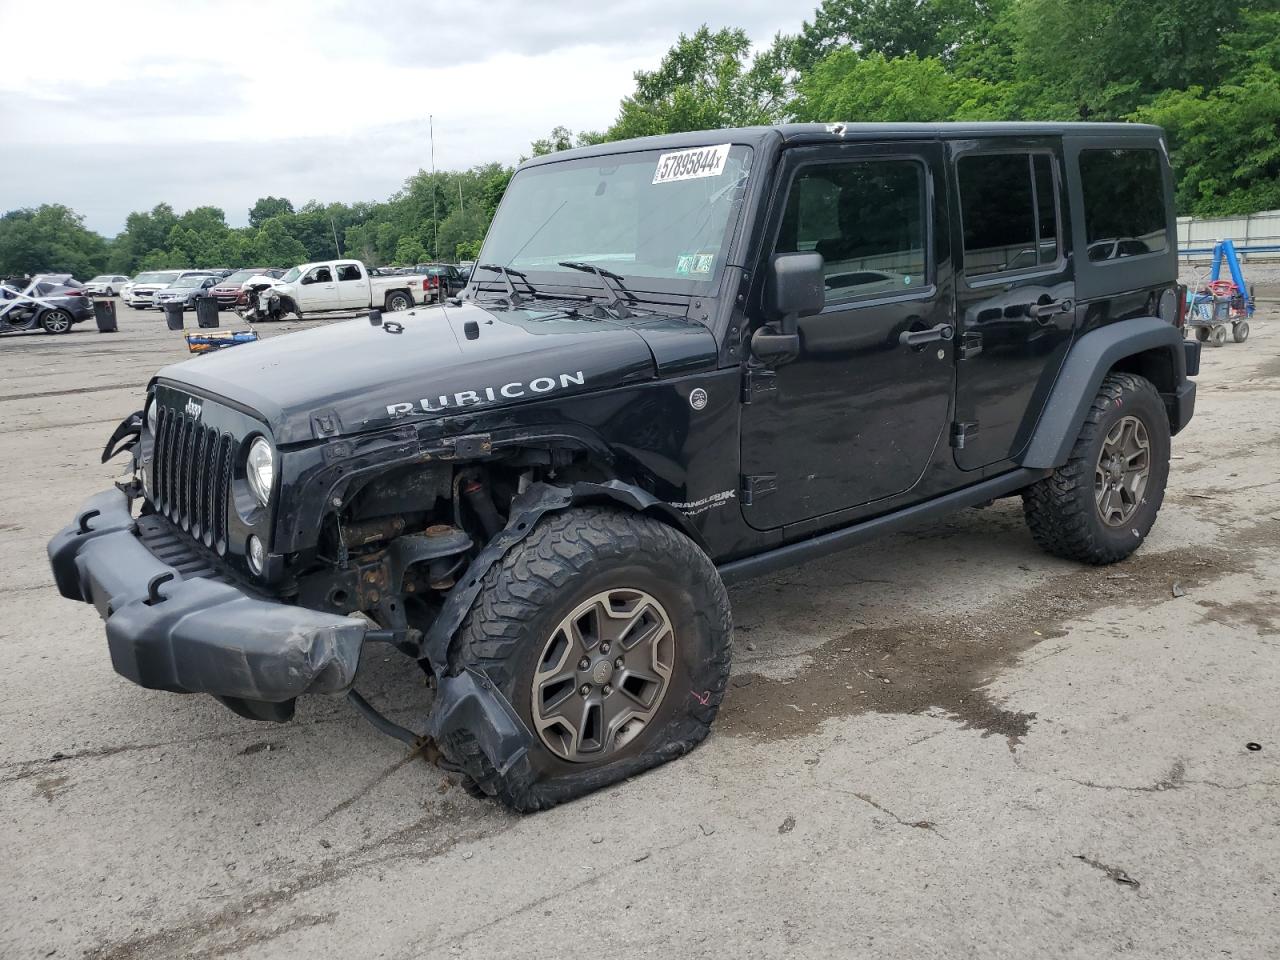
[1186, 239, 1254, 346]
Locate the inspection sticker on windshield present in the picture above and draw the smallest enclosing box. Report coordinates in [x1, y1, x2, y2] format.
[652, 144, 731, 184]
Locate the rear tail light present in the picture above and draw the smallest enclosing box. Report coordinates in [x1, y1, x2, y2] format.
[1175, 283, 1187, 329]
[423, 276, 438, 290]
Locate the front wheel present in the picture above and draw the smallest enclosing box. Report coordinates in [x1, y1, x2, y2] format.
[41, 310, 72, 334]
[442, 507, 733, 811]
[1233, 321, 1250, 343]
[1022, 372, 1170, 565]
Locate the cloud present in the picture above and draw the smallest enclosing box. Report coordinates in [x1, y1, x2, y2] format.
[0, 0, 804, 234]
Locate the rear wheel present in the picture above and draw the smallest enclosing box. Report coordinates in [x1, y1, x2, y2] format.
[442, 507, 733, 811]
[1022, 373, 1170, 565]
[40, 310, 72, 334]
[385, 290, 412, 312]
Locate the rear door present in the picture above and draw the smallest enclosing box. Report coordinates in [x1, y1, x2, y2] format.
[335, 262, 369, 309]
[739, 140, 955, 530]
[949, 139, 1075, 470]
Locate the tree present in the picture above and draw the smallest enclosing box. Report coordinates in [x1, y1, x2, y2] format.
[791, 0, 1008, 69]
[248, 196, 295, 229]
[436, 205, 489, 262]
[252, 217, 308, 267]
[394, 235, 428, 265]
[606, 26, 788, 140]
[794, 50, 1003, 121]
[0, 205, 108, 279]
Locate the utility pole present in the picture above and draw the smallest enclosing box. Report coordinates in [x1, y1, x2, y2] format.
[430, 114, 439, 260]
[330, 216, 341, 257]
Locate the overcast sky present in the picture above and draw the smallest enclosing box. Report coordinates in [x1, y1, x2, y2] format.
[0, 0, 807, 236]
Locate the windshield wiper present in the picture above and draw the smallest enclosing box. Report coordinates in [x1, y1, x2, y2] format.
[557, 261, 634, 319]
[475, 263, 532, 306]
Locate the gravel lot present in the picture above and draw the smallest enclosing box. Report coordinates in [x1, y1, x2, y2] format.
[2, 301, 1278, 960]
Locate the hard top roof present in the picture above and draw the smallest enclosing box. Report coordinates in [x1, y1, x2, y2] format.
[521, 122, 1163, 169]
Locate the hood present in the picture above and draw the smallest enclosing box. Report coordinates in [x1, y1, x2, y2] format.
[155, 299, 718, 444]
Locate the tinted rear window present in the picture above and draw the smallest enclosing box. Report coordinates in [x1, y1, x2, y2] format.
[958, 152, 1060, 277]
[1078, 148, 1168, 261]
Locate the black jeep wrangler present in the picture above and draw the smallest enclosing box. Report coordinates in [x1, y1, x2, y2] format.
[49, 123, 1198, 810]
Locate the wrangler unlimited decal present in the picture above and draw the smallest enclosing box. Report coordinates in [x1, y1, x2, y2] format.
[386, 370, 587, 417]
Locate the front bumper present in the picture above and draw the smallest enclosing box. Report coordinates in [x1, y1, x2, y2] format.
[48, 489, 368, 711]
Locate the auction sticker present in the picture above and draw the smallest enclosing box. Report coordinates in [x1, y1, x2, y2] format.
[652, 144, 731, 184]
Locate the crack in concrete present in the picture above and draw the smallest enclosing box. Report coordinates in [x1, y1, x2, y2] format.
[823, 784, 946, 839]
[1073, 854, 1140, 888]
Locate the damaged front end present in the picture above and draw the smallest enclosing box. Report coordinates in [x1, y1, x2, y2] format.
[49, 401, 647, 789]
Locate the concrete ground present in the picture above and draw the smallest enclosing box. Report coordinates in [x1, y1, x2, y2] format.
[1, 301, 1277, 960]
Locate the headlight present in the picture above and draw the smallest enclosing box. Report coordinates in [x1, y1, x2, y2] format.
[145, 399, 157, 435]
[246, 437, 275, 506]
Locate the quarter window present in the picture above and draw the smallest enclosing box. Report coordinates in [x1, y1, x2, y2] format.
[1078, 148, 1168, 262]
[776, 159, 927, 303]
[959, 152, 1060, 277]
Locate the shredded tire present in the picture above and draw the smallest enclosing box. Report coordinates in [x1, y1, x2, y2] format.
[1022, 372, 1170, 565]
[441, 506, 732, 812]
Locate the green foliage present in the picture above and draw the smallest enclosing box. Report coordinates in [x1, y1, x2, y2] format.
[0, 205, 108, 279]
[248, 196, 295, 229]
[794, 50, 1004, 121]
[607, 26, 788, 139]
[251, 218, 309, 267]
[393, 235, 428, 265]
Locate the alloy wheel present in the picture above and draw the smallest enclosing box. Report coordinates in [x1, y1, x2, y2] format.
[1095, 415, 1150, 526]
[530, 588, 675, 762]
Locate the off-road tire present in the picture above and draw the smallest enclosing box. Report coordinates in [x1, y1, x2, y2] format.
[1022, 372, 1170, 565]
[441, 507, 733, 812]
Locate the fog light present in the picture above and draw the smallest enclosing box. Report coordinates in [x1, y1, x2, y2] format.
[247, 535, 265, 575]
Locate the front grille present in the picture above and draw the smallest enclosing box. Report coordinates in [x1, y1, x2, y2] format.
[153, 404, 235, 554]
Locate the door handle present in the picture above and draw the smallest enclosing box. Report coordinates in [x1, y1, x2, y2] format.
[1028, 298, 1072, 321]
[898, 323, 954, 347]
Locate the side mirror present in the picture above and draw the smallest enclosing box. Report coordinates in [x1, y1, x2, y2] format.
[300, 275, 313, 285]
[752, 252, 825, 363]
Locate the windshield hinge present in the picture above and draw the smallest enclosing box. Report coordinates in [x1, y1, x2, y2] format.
[442, 434, 493, 459]
[741, 367, 776, 405]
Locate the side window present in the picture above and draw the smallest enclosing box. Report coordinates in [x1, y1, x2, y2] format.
[336, 264, 362, 281]
[776, 158, 927, 303]
[307, 266, 333, 283]
[958, 152, 1060, 277]
[1078, 148, 1168, 262]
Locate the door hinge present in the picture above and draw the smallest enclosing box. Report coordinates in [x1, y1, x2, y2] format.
[741, 474, 777, 506]
[950, 422, 979, 449]
[960, 331, 983, 360]
[741, 366, 777, 404]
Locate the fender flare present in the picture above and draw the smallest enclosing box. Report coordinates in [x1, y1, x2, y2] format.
[1019, 316, 1187, 469]
[417, 478, 703, 672]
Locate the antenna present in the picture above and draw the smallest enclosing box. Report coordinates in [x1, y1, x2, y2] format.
[430, 114, 439, 260]
[330, 216, 341, 257]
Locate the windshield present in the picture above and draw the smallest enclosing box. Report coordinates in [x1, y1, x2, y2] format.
[478, 144, 752, 292]
[135, 271, 179, 283]
[224, 270, 258, 283]
[281, 266, 302, 283]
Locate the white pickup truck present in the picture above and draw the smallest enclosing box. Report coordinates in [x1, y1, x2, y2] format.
[245, 260, 433, 321]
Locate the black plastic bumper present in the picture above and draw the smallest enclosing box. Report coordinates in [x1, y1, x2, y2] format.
[48, 489, 368, 706]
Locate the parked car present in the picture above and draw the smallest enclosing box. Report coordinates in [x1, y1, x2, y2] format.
[0, 280, 93, 334]
[456, 261, 475, 283]
[208, 268, 283, 308]
[414, 262, 466, 300]
[153, 274, 221, 309]
[122, 270, 182, 308]
[245, 259, 431, 320]
[84, 275, 131, 296]
[48, 121, 1197, 812]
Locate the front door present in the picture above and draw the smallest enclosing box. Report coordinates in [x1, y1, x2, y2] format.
[740, 142, 955, 531]
[949, 141, 1075, 469]
[298, 264, 339, 310]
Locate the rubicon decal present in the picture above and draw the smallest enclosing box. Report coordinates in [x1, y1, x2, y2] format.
[386, 371, 587, 417]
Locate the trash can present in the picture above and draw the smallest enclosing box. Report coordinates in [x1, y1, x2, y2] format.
[163, 301, 184, 331]
[93, 298, 118, 333]
[195, 295, 219, 329]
